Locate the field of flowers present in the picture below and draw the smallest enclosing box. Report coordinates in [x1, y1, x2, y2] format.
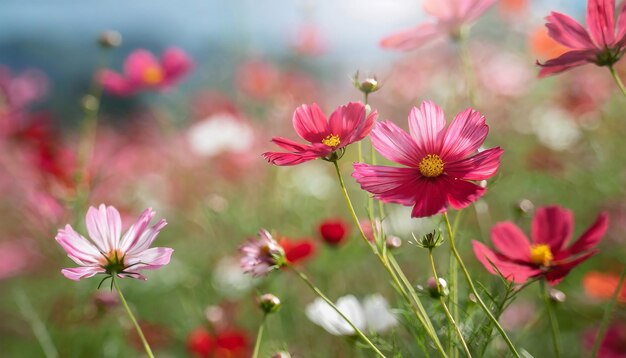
[2, 0, 626, 357]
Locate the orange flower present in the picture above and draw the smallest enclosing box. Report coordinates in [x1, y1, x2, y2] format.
[583, 271, 626, 302]
[529, 27, 569, 61]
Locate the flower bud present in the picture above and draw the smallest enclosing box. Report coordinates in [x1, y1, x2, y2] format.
[258, 293, 281, 314]
[386, 235, 402, 249]
[352, 71, 381, 95]
[427, 277, 449, 298]
[318, 218, 349, 246]
[98, 30, 122, 48]
[272, 352, 292, 358]
[516, 199, 535, 216]
[414, 230, 444, 249]
[548, 288, 566, 303]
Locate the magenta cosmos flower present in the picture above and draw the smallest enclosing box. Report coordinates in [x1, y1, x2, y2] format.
[262, 102, 377, 166]
[55, 204, 172, 281]
[538, 0, 626, 77]
[473, 206, 608, 285]
[98, 48, 193, 96]
[380, 0, 497, 50]
[352, 101, 502, 218]
[239, 229, 286, 276]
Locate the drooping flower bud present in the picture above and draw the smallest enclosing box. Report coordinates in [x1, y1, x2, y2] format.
[352, 71, 381, 95]
[98, 30, 122, 48]
[427, 277, 449, 298]
[385, 235, 402, 249]
[258, 293, 281, 314]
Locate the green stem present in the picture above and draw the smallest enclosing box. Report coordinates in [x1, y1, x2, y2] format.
[448, 213, 462, 358]
[591, 264, 626, 357]
[290, 266, 386, 358]
[113, 279, 154, 358]
[540, 279, 561, 358]
[458, 27, 476, 107]
[429, 250, 472, 357]
[442, 213, 520, 358]
[609, 65, 626, 98]
[252, 314, 266, 358]
[14, 289, 58, 358]
[331, 160, 447, 357]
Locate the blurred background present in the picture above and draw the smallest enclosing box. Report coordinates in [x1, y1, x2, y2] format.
[2, 0, 626, 357]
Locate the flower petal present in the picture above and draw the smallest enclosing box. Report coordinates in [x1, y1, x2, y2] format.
[97, 70, 135, 96]
[442, 177, 486, 211]
[586, 0, 616, 47]
[472, 241, 541, 284]
[292, 103, 329, 143]
[125, 219, 168, 256]
[55, 224, 102, 265]
[61, 266, 105, 281]
[616, 1, 626, 42]
[118, 208, 156, 253]
[379, 23, 443, 51]
[410, 179, 448, 218]
[161, 48, 193, 82]
[328, 102, 377, 146]
[352, 163, 420, 206]
[370, 121, 424, 166]
[463, 0, 498, 23]
[262, 144, 329, 166]
[545, 12, 595, 49]
[565, 212, 608, 256]
[126, 247, 174, 271]
[445, 147, 503, 181]
[124, 49, 160, 85]
[546, 250, 598, 285]
[408, 101, 446, 154]
[86, 204, 122, 252]
[440, 107, 488, 161]
[537, 50, 596, 77]
[490, 222, 532, 262]
[531, 206, 573, 253]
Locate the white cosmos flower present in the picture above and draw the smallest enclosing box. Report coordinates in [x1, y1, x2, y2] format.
[305, 294, 397, 336]
[187, 113, 254, 157]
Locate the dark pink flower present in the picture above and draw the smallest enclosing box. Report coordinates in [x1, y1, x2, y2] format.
[380, 0, 497, 51]
[98, 48, 193, 96]
[538, 0, 626, 76]
[263, 102, 377, 166]
[55, 204, 172, 281]
[473, 205, 608, 285]
[352, 101, 502, 218]
[239, 229, 286, 276]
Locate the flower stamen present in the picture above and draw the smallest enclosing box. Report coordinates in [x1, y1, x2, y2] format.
[143, 66, 164, 84]
[418, 154, 444, 177]
[322, 134, 341, 147]
[530, 244, 553, 266]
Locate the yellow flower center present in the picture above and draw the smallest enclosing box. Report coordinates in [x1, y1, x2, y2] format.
[142, 66, 164, 85]
[529, 244, 553, 266]
[418, 154, 444, 177]
[322, 134, 341, 147]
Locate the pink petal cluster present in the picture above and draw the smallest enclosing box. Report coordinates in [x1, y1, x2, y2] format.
[473, 206, 608, 285]
[55, 204, 173, 281]
[239, 229, 285, 276]
[538, 0, 626, 76]
[98, 48, 193, 96]
[352, 101, 502, 218]
[380, 0, 498, 51]
[262, 102, 377, 166]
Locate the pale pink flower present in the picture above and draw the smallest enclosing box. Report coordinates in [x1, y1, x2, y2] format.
[538, 0, 626, 76]
[98, 48, 193, 96]
[239, 229, 286, 277]
[263, 102, 377, 166]
[55, 204, 172, 281]
[352, 101, 502, 218]
[380, 0, 498, 51]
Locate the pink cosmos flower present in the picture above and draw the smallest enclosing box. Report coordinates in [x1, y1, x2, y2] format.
[98, 48, 193, 96]
[380, 0, 498, 51]
[352, 101, 502, 218]
[473, 205, 608, 285]
[239, 229, 286, 276]
[55, 204, 172, 281]
[538, 0, 626, 77]
[262, 102, 377, 166]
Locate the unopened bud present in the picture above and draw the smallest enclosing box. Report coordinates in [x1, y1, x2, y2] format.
[82, 94, 99, 112]
[427, 277, 449, 298]
[549, 289, 566, 303]
[98, 30, 122, 48]
[204, 305, 225, 326]
[516, 199, 534, 216]
[386, 235, 402, 249]
[272, 352, 292, 358]
[258, 293, 281, 314]
[414, 231, 444, 249]
[352, 71, 381, 95]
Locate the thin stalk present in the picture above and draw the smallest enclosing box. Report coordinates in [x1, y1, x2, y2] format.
[591, 264, 626, 357]
[442, 213, 520, 358]
[113, 279, 154, 358]
[429, 250, 472, 357]
[540, 279, 561, 358]
[609, 65, 626, 98]
[290, 266, 386, 358]
[458, 27, 476, 107]
[252, 314, 267, 358]
[332, 160, 447, 357]
[14, 289, 58, 358]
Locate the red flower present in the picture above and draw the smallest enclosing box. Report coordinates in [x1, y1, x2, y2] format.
[473, 205, 608, 285]
[279, 238, 316, 264]
[187, 328, 248, 358]
[538, 0, 626, 76]
[263, 102, 377, 166]
[318, 219, 349, 246]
